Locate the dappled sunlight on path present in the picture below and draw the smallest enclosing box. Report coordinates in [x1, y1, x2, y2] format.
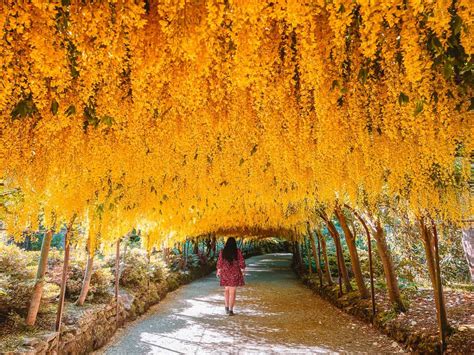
[104, 254, 402, 354]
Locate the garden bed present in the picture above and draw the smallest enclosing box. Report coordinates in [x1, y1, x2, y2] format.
[298, 272, 473, 353]
[0, 241, 285, 354]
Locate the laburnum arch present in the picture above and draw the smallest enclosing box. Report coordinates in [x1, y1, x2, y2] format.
[0, 0, 472, 342]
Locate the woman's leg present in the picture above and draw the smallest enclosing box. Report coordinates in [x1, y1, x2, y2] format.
[228, 287, 236, 310]
[224, 287, 229, 308]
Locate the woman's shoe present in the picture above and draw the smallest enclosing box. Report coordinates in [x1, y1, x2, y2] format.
[228, 310, 235, 316]
[225, 307, 230, 314]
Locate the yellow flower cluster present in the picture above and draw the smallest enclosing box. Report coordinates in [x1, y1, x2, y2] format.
[0, 1, 472, 251]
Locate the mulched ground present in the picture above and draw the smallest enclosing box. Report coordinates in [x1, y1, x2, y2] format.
[302, 274, 473, 353]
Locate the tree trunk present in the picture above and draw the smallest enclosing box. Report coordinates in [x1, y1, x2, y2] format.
[76, 252, 94, 306]
[55, 216, 76, 333]
[316, 229, 333, 286]
[307, 223, 322, 284]
[122, 234, 129, 269]
[335, 207, 369, 298]
[194, 238, 199, 254]
[183, 240, 188, 269]
[211, 235, 217, 257]
[349, 208, 376, 318]
[26, 229, 54, 326]
[305, 238, 312, 274]
[326, 220, 352, 293]
[293, 239, 303, 269]
[420, 218, 449, 350]
[373, 220, 405, 312]
[206, 236, 212, 257]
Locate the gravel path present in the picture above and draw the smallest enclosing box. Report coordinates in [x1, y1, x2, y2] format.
[104, 253, 402, 354]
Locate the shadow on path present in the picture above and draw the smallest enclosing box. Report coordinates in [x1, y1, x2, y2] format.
[104, 253, 402, 354]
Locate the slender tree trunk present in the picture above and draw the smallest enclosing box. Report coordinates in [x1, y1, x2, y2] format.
[307, 223, 322, 283]
[194, 238, 199, 254]
[183, 240, 188, 269]
[26, 229, 54, 326]
[349, 208, 376, 317]
[122, 234, 129, 268]
[373, 220, 405, 312]
[420, 218, 449, 350]
[326, 220, 352, 293]
[316, 229, 333, 286]
[76, 252, 94, 306]
[206, 236, 212, 257]
[296, 241, 303, 269]
[211, 235, 217, 257]
[115, 239, 120, 329]
[292, 240, 297, 265]
[335, 207, 369, 298]
[305, 237, 312, 274]
[293, 239, 303, 269]
[55, 216, 76, 333]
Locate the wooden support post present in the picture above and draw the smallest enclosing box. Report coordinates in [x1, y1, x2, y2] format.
[115, 239, 120, 329]
[316, 230, 323, 287]
[55, 216, 76, 335]
[420, 217, 449, 351]
[431, 220, 449, 351]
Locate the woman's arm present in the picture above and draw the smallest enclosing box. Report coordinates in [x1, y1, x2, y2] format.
[238, 249, 246, 270]
[216, 251, 222, 276]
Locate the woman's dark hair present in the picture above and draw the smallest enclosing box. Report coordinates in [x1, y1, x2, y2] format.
[222, 237, 238, 263]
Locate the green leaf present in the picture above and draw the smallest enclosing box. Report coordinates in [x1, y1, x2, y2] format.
[398, 92, 409, 106]
[51, 100, 59, 115]
[250, 144, 258, 155]
[358, 67, 368, 84]
[11, 96, 37, 120]
[452, 15, 462, 36]
[65, 105, 76, 116]
[102, 115, 115, 127]
[414, 100, 424, 116]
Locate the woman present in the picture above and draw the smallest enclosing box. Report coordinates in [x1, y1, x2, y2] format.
[216, 237, 246, 316]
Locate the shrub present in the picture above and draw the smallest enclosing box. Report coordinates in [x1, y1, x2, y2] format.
[0, 243, 59, 321]
[62, 257, 113, 303]
[113, 248, 168, 292]
[0, 244, 35, 321]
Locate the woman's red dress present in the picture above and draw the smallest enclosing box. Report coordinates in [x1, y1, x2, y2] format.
[217, 249, 246, 287]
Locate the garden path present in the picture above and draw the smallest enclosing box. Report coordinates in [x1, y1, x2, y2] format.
[104, 253, 402, 354]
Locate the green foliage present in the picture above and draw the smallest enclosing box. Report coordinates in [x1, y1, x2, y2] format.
[27, 231, 65, 251]
[114, 248, 167, 290]
[0, 244, 58, 321]
[10, 95, 38, 120]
